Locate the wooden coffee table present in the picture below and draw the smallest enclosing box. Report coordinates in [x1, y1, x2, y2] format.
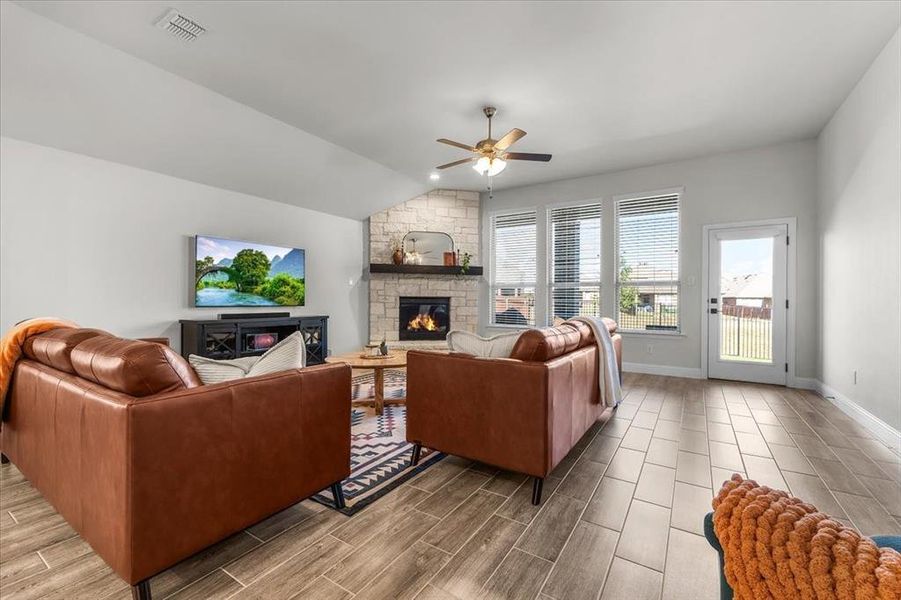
[325, 351, 407, 415]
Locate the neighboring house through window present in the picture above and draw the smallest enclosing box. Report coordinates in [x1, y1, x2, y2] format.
[615, 192, 681, 333]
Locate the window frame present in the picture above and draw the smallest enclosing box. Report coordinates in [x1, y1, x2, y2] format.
[546, 200, 603, 326]
[488, 207, 539, 328]
[613, 187, 683, 336]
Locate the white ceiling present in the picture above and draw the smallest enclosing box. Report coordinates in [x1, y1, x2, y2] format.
[0, 2, 425, 220]
[5, 1, 900, 218]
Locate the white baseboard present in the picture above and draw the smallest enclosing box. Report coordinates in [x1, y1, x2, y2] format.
[623, 362, 703, 379]
[814, 380, 901, 454]
[791, 377, 818, 390]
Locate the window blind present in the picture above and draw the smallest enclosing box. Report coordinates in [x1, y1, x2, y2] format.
[549, 203, 602, 322]
[491, 211, 537, 325]
[616, 194, 680, 332]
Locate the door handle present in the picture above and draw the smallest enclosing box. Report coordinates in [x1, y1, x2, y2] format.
[710, 308, 718, 314]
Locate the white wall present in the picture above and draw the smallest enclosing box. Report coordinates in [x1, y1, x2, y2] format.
[817, 29, 901, 431]
[0, 137, 368, 354]
[481, 140, 818, 379]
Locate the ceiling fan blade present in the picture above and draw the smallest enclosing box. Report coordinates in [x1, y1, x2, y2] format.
[494, 128, 526, 150]
[436, 156, 477, 170]
[437, 138, 476, 152]
[504, 152, 552, 162]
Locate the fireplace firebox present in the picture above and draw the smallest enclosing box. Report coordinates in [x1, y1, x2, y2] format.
[399, 296, 451, 341]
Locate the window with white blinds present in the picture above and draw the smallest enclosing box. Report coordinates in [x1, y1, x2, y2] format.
[548, 203, 602, 323]
[490, 211, 537, 326]
[616, 194, 680, 332]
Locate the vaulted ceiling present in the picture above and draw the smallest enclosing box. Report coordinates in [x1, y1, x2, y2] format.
[3, 1, 899, 219]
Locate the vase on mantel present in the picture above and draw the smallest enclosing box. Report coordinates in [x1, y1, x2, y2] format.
[392, 248, 403, 265]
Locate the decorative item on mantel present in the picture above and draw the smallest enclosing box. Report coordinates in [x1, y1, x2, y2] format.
[390, 237, 404, 265]
[372, 229, 482, 275]
[459, 252, 472, 275]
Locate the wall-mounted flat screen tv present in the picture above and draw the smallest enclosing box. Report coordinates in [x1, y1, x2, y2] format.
[195, 235, 305, 307]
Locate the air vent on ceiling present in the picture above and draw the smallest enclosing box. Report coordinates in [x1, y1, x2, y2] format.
[155, 9, 206, 42]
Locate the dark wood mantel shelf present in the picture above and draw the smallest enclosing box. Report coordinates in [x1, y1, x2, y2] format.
[369, 263, 483, 276]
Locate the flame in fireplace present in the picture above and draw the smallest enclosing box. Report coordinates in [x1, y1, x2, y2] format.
[407, 313, 439, 331]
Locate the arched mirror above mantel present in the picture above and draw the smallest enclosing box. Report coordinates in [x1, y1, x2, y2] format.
[402, 231, 455, 266]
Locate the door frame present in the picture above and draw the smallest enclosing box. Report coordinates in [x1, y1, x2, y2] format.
[700, 217, 798, 386]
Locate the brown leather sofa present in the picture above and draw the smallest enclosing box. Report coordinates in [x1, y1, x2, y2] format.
[0, 328, 351, 600]
[406, 319, 622, 505]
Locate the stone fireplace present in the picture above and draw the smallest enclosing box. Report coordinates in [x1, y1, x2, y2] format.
[369, 190, 480, 347]
[398, 296, 450, 341]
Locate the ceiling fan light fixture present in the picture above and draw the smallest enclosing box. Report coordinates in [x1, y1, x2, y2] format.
[473, 156, 506, 176]
[437, 106, 549, 175]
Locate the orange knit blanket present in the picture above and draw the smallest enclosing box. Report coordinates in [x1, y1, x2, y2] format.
[0, 318, 77, 419]
[713, 474, 901, 600]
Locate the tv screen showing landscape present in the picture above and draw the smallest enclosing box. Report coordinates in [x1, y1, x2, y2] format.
[195, 235, 305, 307]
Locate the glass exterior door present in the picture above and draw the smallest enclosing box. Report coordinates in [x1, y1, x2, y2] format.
[708, 225, 787, 384]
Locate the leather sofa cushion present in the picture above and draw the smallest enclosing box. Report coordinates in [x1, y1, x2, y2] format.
[510, 323, 584, 362]
[71, 336, 201, 396]
[509, 318, 620, 362]
[565, 320, 595, 345]
[23, 328, 109, 374]
[604, 318, 618, 335]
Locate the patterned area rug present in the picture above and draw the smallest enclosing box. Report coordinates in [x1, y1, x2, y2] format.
[312, 370, 444, 514]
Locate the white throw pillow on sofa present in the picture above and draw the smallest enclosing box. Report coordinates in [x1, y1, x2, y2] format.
[188, 331, 306, 385]
[247, 331, 306, 377]
[188, 355, 259, 384]
[446, 330, 523, 358]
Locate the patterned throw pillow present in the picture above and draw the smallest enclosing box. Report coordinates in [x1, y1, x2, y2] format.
[188, 331, 306, 384]
[446, 330, 523, 358]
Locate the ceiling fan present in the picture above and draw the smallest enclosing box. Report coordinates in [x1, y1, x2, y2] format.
[436, 106, 552, 176]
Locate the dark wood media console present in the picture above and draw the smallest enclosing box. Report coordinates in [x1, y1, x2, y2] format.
[180, 316, 328, 365]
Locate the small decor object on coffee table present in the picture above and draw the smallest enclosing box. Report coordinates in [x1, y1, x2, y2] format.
[326, 351, 406, 415]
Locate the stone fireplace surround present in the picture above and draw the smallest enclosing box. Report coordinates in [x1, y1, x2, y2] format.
[368, 190, 480, 347]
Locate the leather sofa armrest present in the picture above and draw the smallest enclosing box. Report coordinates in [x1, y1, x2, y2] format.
[406, 351, 552, 477]
[124, 363, 351, 583]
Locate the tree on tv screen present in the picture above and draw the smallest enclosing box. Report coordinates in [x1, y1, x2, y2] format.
[258, 273, 305, 306]
[229, 249, 270, 292]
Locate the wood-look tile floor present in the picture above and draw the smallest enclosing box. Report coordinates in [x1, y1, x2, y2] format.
[2, 374, 900, 600]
